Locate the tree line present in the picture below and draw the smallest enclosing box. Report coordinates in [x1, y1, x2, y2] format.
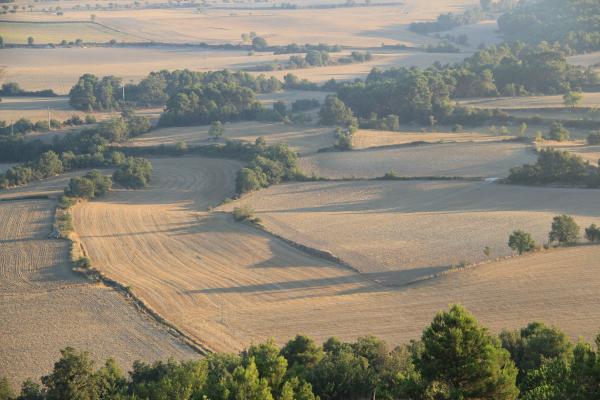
[498, 0, 600, 54]
[4, 304, 600, 399]
[0, 82, 57, 97]
[507, 148, 600, 188]
[0, 112, 151, 188]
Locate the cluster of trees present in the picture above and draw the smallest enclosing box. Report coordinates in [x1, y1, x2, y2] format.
[0, 150, 63, 188]
[508, 214, 593, 255]
[7, 304, 600, 399]
[236, 139, 300, 194]
[271, 43, 342, 55]
[112, 156, 153, 189]
[291, 99, 320, 113]
[424, 41, 460, 54]
[497, 0, 600, 54]
[0, 114, 95, 136]
[0, 82, 57, 97]
[0, 112, 150, 188]
[65, 170, 112, 200]
[409, 6, 485, 34]
[70, 70, 283, 112]
[507, 148, 600, 187]
[329, 42, 597, 126]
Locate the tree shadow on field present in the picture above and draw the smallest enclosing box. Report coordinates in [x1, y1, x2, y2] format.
[186, 265, 451, 297]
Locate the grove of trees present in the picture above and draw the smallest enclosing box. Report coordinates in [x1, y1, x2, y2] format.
[6, 304, 600, 399]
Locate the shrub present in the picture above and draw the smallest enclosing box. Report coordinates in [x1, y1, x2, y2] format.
[584, 224, 600, 242]
[233, 205, 256, 222]
[65, 170, 112, 199]
[549, 215, 580, 246]
[587, 131, 600, 145]
[112, 157, 152, 189]
[508, 230, 536, 255]
[545, 122, 570, 142]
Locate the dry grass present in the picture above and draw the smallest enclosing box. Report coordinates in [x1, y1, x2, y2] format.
[128, 121, 335, 154]
[0, 96, 81, 122]
[459, 93, 600, 109]
[0, 199, 196, 388]
[220, 180, 600, 284]
[351, 128, 514, 149]
[71, 157, 600, 353]
[0, 21, 134, 44]
[298, 141, 535, 179]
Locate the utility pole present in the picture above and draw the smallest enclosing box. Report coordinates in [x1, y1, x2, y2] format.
[47, 107, 51, 131]
[122, 82, 125, 101]
[10, 119, 13, 135]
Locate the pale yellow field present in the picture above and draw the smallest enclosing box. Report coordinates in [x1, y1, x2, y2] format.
[71, 155, 600, 353]
[6, 0, 480, 46]
[0, 21, 135, 44]
[459, 93, 600, 109]
[351, 128, 514, 149]
[298, 141, 535, 179]
[0, 199, 196, 388]
[221, 180, 600, 283]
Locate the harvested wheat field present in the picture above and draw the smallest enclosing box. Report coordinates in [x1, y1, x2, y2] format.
[351, 128, 514, 149]
[22, 0, 480, 46]
[0, 199, 196, 388]
[459, 93, 600, 109]
[0, 96, 79, 122]
[0, 21, 135, 44]
[220, 180, 600, 283]
[72, 158, 600, 351]
[127, 121, 336, 154]
[299, 141, 535, 179]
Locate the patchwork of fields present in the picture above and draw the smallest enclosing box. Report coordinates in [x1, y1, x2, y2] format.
[0, 199, 196, 386]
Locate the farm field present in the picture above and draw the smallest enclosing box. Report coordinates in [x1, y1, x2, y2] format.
[351, 128, 514, 149]
[298, 141, 535, 179]
[0, 21, 135, 44]
[127, 121, 335, 154]
[2, 0, 481, 46]
[0, 96, 83, 122]
[0, 46, 468, 93]
[0, 199, 196, 388]
[71, 157, 600, 352]
[220, 180, 600, 283]
[459, 93, 600, 109]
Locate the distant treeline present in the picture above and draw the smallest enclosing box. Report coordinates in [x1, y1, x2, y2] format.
[498, 0, 600, 54]
[4, 304, 600, 399]
[326, 43, 599, 126]
[0, 82, 57, 97]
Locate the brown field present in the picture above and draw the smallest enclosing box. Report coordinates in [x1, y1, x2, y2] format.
[3, 0, 480, 46]
[71, 156, 600, 352]
[128, 121, 335, 154]
[351, 128, 514, 149]
[298, 141, 535, 179]
[459, 93, 600, 109]
[0, 199, 196, 388]
[220, 180, 600, 283]
[0, 46, 468, 93]
[568, 51, 600, 68]
[0, 21, 135, 44]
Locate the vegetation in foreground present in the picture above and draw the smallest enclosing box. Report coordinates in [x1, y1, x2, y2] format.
[3, 305, 600, 399]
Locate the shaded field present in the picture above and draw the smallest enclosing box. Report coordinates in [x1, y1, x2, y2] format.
[127, 121, 335, 154]
[0, 96, 81, 122]
[220, 180, 600, 283]
[0, 199, 196, 388]
[459, 93, 600, 109]
[298, 141, 535, 179]
[351, 128, 514, 149]
[0, 21, 134, 44]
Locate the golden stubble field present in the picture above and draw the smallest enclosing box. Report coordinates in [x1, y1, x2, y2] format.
[2, 0, 481, 46]
[220, 180, 600, 283]
[0, 198, 196, 388]
[298, 141, 536, 178]
[71, 156, 600, 353]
